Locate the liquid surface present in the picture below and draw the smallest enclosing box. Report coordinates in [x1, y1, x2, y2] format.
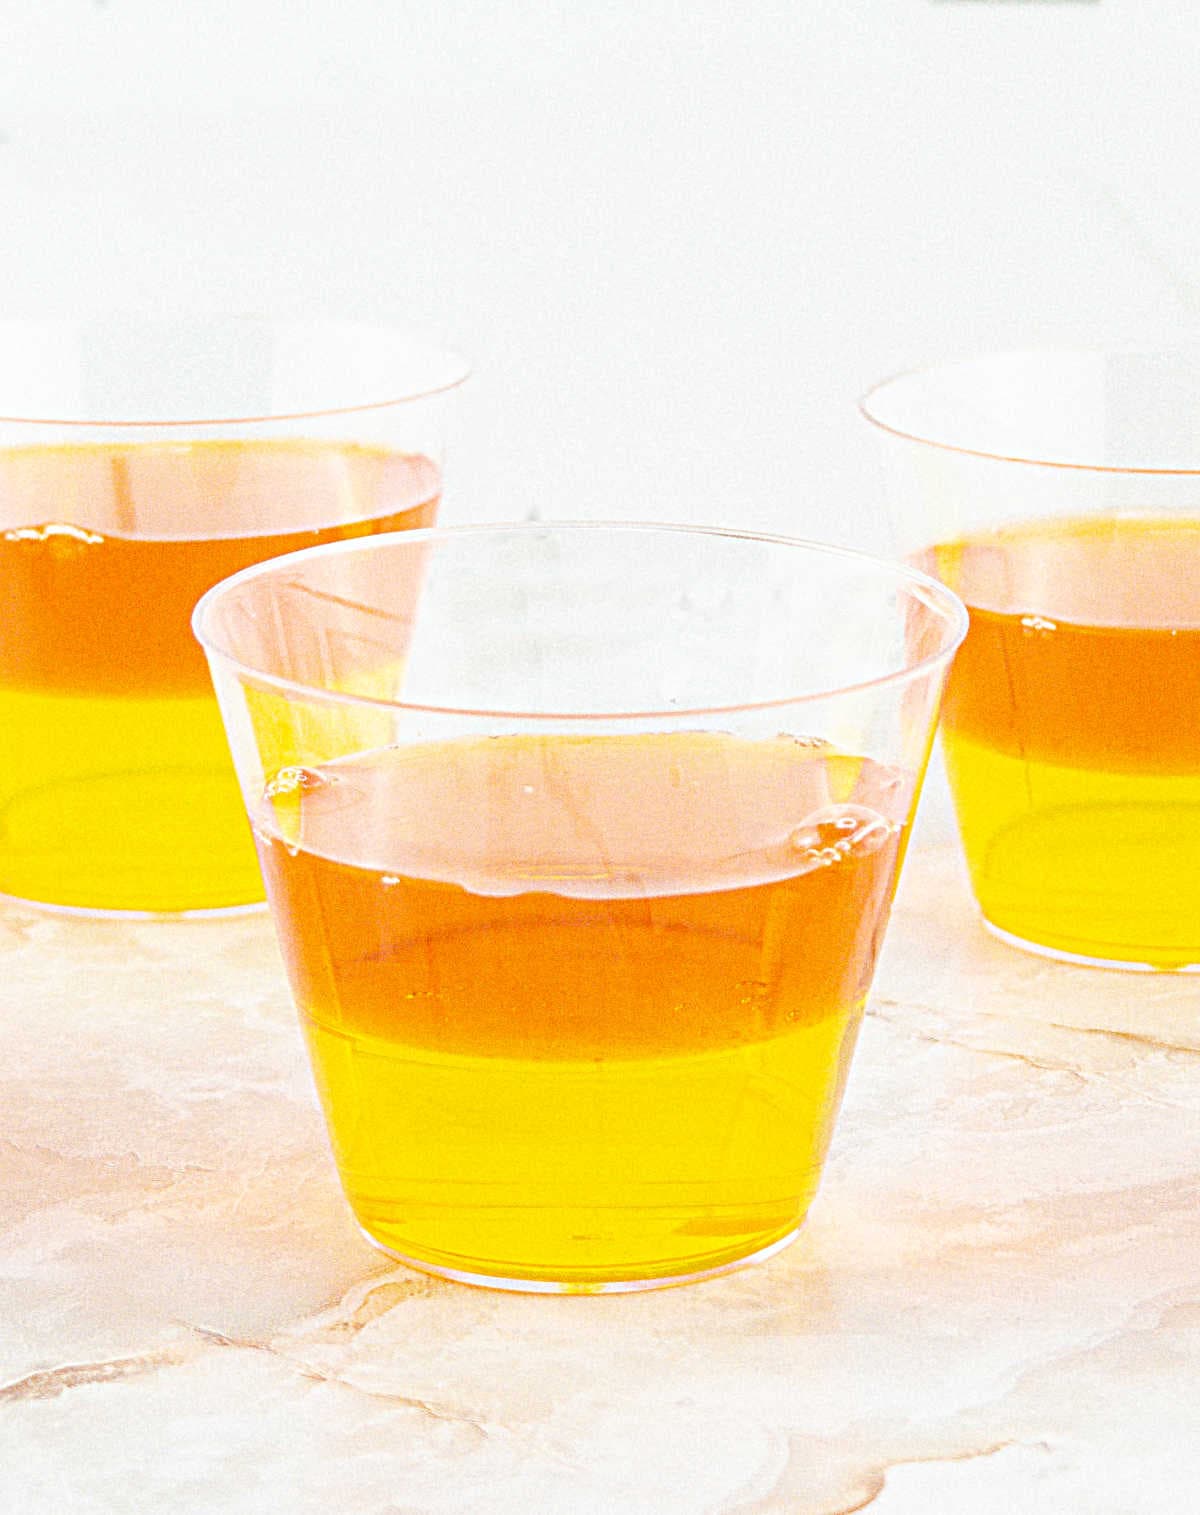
[255, 731, 909, 1287]
[919, 514, 1200, 967]
[0, 441, 439, 912]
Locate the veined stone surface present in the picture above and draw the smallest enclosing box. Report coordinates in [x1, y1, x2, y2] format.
[1, 842, 1198, 1514]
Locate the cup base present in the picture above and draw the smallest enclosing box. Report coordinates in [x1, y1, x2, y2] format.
[982, 917, 1200, 975]
[357, 1222, 805, 1295]
[0, 888, 268, 923]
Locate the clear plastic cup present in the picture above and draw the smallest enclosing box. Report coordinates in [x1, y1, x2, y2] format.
[0, 317, 467, 915]
[195, 522, 965, 1292]
[863, 349, 1200, 970]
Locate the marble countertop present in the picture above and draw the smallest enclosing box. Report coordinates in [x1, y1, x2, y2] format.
[2, 839, 1197, 1514]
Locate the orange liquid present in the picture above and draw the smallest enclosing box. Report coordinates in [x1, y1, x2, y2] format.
[254, 732, 909, 1288]
[0, 441, 439, 912]
[920, 515, 1200, 966]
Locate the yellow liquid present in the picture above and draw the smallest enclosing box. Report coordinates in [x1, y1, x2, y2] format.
[304, 925, 861, 1285]
[255, 733, 908, 1288]
[0, 684, 259, 913]
[944, 733, 1200, 968]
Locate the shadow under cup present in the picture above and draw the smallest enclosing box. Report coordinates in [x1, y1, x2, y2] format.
[0, 318, 467, 916]
[194, 523, 965, 1292]
[863, 349, 1200, 971]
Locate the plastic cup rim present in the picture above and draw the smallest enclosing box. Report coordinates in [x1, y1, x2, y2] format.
[192, 519, 969, 724]
[860, 344, 1200, 476]
[0, 317, 471, 428]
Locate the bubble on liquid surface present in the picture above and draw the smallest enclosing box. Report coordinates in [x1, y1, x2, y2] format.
[778, 733, 832, 751]
[788, 803, 898, 870]
[264, 766, 332, 801]
[4, 521, 105, 556]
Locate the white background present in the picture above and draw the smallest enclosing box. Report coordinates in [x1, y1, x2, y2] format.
[1, 0, 1196, 543]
